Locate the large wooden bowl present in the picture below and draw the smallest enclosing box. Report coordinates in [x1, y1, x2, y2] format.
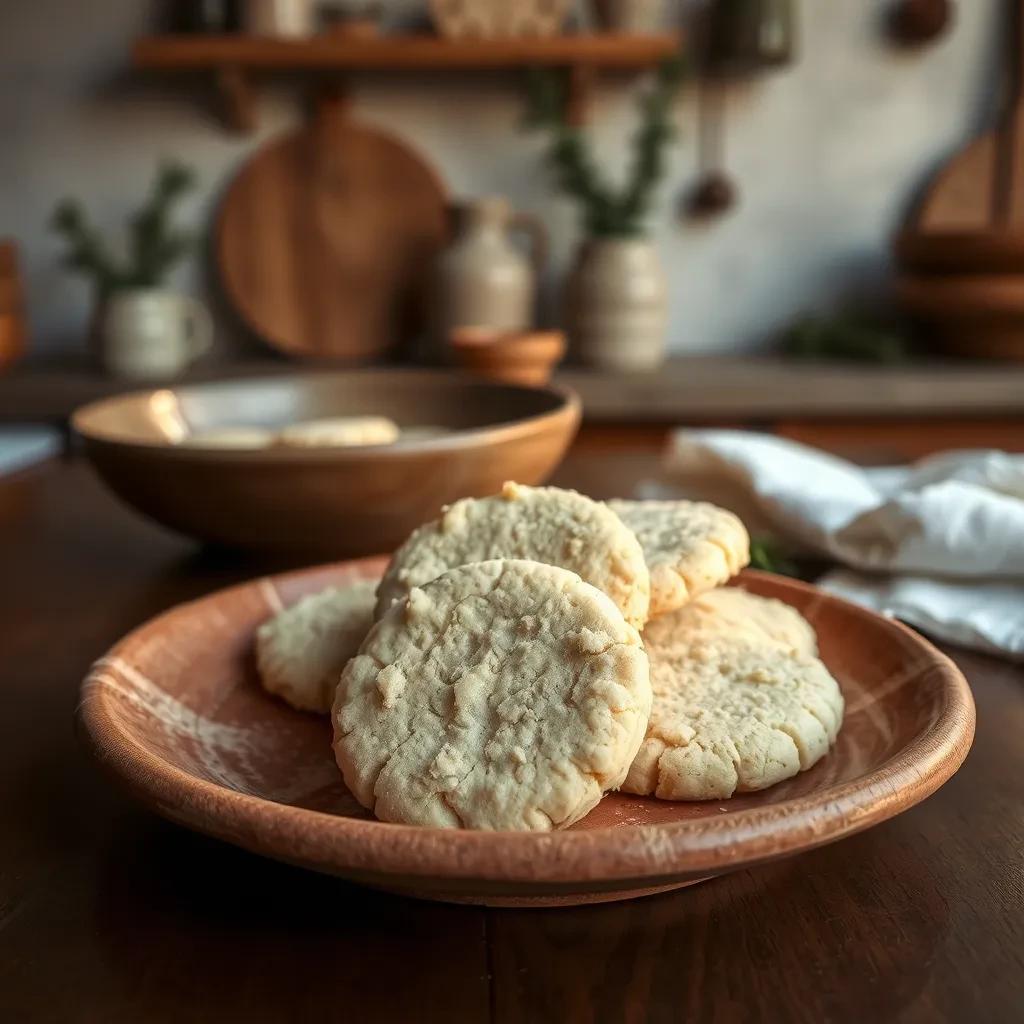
[72, 371, 580, 555]
[78, 563, 975, 908]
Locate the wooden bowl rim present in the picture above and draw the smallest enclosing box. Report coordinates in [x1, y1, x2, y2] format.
[70, 370, 580, 461]
[78, 566, 976, 887]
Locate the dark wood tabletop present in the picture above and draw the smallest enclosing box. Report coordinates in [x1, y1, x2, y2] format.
[1, 455, 1021, 1023]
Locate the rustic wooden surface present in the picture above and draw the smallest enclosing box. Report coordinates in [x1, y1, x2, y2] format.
[132, 33, 682, 71]
[1, 454, 1022, 1022]
[7, 355, 1024, 426]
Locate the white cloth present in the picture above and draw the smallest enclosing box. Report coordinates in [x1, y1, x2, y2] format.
[0, 426, 61, 476]
[656, 430, 1024, 660]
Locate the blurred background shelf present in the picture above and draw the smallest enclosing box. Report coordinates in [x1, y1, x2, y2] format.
[133, 32, 683, 131]
[133, 33, 682, 70]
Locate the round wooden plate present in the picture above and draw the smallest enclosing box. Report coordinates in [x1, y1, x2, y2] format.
[78, 564, 975, 907]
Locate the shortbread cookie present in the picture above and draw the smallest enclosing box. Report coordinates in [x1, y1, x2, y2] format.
[256, 579, 377, 713]
[334, 559, 651, 830]
[375, 483, 651, 628]
[184, 426, 275, 449]
[609, 499, 750, 617]
[624, 595, 842, 800]
[277, 416, 400, 448]
[644, 587, 817, 658]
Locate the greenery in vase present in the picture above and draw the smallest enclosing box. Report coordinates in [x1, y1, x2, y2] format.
[523, 56, 686, 238]
[781, 310, 914, 364]
[50, 160, 197, 297]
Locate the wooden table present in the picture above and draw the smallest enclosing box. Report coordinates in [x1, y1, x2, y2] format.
[2, 456, 1021, 1023]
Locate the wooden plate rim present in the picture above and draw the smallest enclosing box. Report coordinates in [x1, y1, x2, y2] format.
[78, 568, 976, 887]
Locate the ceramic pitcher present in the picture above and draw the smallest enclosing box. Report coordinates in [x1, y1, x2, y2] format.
[102, 290, 213, 380]
[435, 197, 546, 351]
[568, 238, 668, 371]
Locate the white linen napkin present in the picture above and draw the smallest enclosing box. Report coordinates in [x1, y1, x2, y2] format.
[0, 426, 61, 477]
[654, 430, 1024, 660]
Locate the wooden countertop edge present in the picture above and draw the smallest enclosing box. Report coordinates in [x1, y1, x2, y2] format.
[3, 357, 1024, 423]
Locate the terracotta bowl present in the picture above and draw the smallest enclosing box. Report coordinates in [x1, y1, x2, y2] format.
[79, 565, 975, 908]
[449, 328, 567, 387]
[72, 370, 580, 555]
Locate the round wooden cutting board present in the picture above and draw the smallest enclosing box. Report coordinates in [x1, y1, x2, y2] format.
[217, 97, 448, 360]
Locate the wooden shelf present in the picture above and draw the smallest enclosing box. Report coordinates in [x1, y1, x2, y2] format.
[133, 33, 681, 71]
[132, 32, 682, 131]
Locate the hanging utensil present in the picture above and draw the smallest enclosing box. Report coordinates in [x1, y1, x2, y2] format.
[685, 77, 737, 218]
[682, 0, 797, 220]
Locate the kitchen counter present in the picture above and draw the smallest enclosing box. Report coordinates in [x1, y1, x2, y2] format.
[1, 452, 1021, 1022]
[4, 354, 1024, 425]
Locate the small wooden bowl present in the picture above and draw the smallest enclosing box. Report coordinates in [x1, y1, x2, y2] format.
[72, 370, 580, 555]
[79, 566, 975, 907]
[449, 328, 566, 388]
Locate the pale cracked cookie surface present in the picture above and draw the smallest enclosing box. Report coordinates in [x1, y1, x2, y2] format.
[334, 559, 651, 830]
[256, 579, 377, 713]
[276, 416, 400, 448]
[375, 483, 651, 628]
[624, 592, 842, 801]
[609, 499, 750, 618]
[644, 587, 818, 659]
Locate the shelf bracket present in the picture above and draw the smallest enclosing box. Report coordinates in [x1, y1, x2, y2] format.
[565, 64, 596, 126]
[215, 65, 257, 134]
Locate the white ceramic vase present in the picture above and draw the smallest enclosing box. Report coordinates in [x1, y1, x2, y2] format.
[434, 196, 546, 351]
[101, 289, 213, 381]
[568, 238, 668, 371]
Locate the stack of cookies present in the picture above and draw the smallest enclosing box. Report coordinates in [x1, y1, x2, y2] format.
[256, 482, 844, 831]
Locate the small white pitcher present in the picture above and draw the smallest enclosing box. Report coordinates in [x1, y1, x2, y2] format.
[102, 290, 212, 381]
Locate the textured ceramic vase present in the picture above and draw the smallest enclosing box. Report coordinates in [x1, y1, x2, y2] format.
[569, 238, 668, 371]
[435, 197, 546, 351]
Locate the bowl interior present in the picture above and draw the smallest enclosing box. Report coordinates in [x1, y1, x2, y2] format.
[72, 370, 573, 449]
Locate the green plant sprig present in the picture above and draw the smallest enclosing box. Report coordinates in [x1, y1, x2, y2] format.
[524, 56, 686, 238]
[749, 536, 801, 578]
[50, 160, 197, 296]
